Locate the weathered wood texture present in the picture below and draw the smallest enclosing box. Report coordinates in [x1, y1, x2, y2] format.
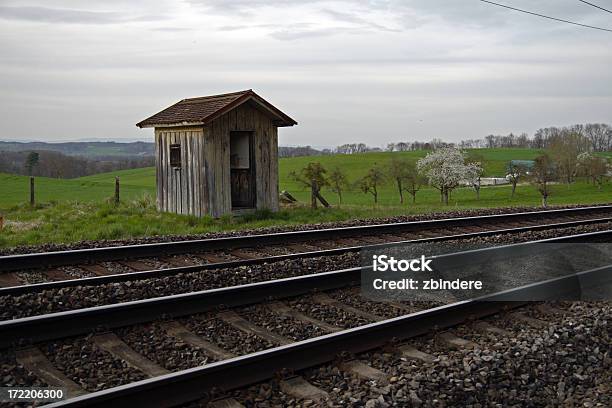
[154, 101, 279, 217]
[155, 126, 205, 216]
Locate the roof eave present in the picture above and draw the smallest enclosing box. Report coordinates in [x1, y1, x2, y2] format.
[199, 92, 297, 127]
[136, 89, 298, 129]
[136, 121, 205, 129]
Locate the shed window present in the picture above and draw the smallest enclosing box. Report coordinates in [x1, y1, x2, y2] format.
[170, 144, 181, 168]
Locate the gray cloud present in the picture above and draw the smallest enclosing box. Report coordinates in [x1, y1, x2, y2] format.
[269, 26, 359, 41]
[0, 0, 611, 145]
[0, 5, 165, 24]
[151, 27, 193, 32]
[320, 8, 399, 32]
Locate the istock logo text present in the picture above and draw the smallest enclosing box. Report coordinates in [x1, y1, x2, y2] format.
[372, 255, 433, 272]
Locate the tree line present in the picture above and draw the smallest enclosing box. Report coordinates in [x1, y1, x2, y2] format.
[289, 141, 610, 208]
[0, 150, 154, 179]
[288, 149, 485, 208]
[279, 122, 612, 158]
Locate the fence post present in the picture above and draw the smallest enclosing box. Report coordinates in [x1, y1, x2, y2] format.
[30, 176, 35, 206]
[115, 176, 120, 205]
[311, 179, 318, 209]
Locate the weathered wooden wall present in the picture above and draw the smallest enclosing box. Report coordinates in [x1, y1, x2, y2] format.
[155, 101, 279, 217]
[155, 126, 206, 216]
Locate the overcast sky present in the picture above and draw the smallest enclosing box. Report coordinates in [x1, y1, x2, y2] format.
[1, 0, 611, 147]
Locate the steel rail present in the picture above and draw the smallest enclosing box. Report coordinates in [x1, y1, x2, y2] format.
[43, 263, 611, 408]
[1, 229, 610, 349]
[2, 216, 611, 297]
[1, 205, 610, 272]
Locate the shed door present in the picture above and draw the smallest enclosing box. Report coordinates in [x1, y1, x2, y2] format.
[230, 131, 255, 208]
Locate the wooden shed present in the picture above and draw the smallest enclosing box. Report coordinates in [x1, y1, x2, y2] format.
[136, 90, 297, 217]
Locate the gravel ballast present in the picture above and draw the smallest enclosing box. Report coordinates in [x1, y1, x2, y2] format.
[41, 336, 147, 393]
[231, 301, 610, 407]
[2, 222, 611, 320]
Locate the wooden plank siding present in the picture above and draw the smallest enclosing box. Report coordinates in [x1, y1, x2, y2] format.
[154, 102, 279, 218]
[155, 126, 204, 216]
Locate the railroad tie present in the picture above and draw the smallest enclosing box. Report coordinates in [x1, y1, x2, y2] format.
[279, 376, 329, 402]
[116, 260, 153, 272]
[217, 311, 292, 346]
[266, 302, 342, 333]
[385, 301, 419, 313]
[195, 253, 227, 264]
[159, 321, 235, 361]
[437, 332, 479, 350]
[334, 238, 362, 247]
[286, 243, 314, 253]
[311, 293, 384, 322]
[43, 268, 72, 281]
[508, 312, 548, 328]
[15, 347, 86, 398]
[162, 256, 195, 267]
[91, 333, 169, 377]
[397, 345, 436, 363]
[229, 249, 259, 260]
[381, 234, 408, 242]
[355, 236, 384, 244]
[311, 240, 339, 249]
[344, 287, 416, 313]
[339, 360, 388, 382]
[80, 264, 112, 276]
[0, 272, 22, 287]
[208, 397, 245, 408]
[472, 321, 510, 336]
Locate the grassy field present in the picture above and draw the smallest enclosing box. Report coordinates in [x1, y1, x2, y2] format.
[0, 148, 543, 208]
[0, 169, 155, 208]
[0, 148, 610, 247]
[279, 148, 546, 206]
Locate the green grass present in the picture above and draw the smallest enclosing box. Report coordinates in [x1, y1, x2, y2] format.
[279, 148, 544, 204]
[0, 148, 610, 248]
[279, 148, 542, 191]
[1, 180, 609, 248]
[0, 148, 542, 209]
[77, 167, 155, 187]
[0, 171, 155, 208]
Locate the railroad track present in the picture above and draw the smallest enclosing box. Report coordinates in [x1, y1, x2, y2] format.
[1, 230, 610, 407]
[1, 205, 611, 291]
[1, 216, 611, 318]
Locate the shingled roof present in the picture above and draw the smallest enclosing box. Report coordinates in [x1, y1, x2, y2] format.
[136, 89, 297, 128]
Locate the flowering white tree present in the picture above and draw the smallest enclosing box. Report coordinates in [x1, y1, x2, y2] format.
[417, 148, 483, 205]
[576, 152, 609, 190]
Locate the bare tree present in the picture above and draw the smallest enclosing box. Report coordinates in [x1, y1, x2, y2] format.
[404, 161, 425, 204]
[530, 154, 557, 207]
[506, 161, 528, 197]
[584, 123, 611, 152]
[328, 166, 348, 205]
[387, 157, 411, 204]
[359, 165, 385, 204]
[577, 152, 609, 190]
[289, 162, 330, 209]
[548, 131, 590, 184]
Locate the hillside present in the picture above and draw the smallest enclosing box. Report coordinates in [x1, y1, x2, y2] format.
[1, 148, 608, 209]
[0, 140, 154, 157]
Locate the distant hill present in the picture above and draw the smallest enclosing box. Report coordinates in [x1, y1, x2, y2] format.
[0, 141, 155, 157]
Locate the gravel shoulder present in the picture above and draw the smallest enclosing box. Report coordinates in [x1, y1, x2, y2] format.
[2, 222, 611, 320]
